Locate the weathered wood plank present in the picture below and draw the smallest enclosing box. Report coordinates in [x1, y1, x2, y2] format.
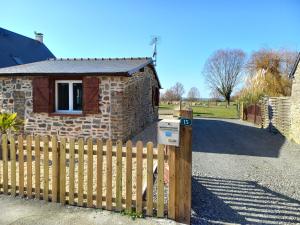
[115, 140, 123, 211]
[96, 139, 103, 208]
[106, 139, 112, 210]
[168, 145, 176, 219]
[35, 135, 41, 199]
[18, 135, 24, 197]
[43, 136, 49, 201]
[181, 126, 192, 224]
[10, 136, 16, 196]
[2, 134, 8, 194]
[157, 144, 165, 218]
[175, 125, 192, 224]
[26, 135, 33, 198]
[60, 138, 66, 204]
[69, 138, 75, 205]
[78, 138, 84, 207]
[136, 141, 143, 214]
[125, 141, 132, 211]
[51, 136, 58, 202]
[146, 142, 153, 216]
[87, 138, 93, 208]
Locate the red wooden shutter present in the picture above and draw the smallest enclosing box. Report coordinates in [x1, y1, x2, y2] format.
[83, 77, 99, 114]
[33, 77, 51, 113]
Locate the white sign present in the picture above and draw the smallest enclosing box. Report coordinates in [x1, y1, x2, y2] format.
[157, 119, 180, 147]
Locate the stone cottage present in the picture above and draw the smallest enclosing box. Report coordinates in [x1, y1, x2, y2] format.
[0, 58, 161, 141]
[290, 52, 300, 144]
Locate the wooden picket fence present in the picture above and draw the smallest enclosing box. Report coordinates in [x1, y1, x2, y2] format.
[0, 135, 164, 214]
[0, 124, 192, 224]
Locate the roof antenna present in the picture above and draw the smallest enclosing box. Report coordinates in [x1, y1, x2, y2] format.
[150, 36, 160, 66]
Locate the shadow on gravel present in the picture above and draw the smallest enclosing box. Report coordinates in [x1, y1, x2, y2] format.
[192, 176, 300, 225]
[192, 118, 286, 157]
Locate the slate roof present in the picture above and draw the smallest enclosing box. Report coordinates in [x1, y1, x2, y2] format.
[0, 57, 161, 87]
[290, 52, 300, 79]
[0, 57, 152, 74]
[0, 27, 55, 68]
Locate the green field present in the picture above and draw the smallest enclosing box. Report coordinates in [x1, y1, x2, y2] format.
[159, 102, 239, 119]
[191, 105, 239, 119]
[159, 103, 176, 110]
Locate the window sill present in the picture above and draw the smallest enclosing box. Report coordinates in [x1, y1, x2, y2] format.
[49, 113, 85, 117]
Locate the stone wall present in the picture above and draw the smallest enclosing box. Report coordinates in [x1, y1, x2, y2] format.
[0, 67, 159, 141]
[122, 66, 159, 140]
[291, 63, 300, 144]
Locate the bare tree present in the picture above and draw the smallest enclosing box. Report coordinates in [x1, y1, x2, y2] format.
[203, 49, 246, 106]
[161, 89, 176, 102]
[187, 87, 200, 102]
[171, 82, 185, 101]
[210, 89, 222, 106]
[160, 82, 185, 102]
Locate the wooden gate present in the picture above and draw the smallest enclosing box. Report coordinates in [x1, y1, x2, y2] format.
[243, 104, 262, 125]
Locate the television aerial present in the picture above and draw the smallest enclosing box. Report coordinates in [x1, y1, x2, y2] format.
[150, 36, 160, 66]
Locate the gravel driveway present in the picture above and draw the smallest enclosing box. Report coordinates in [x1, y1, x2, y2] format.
[192, 118, 300, 225]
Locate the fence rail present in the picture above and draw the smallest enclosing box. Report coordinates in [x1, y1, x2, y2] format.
[0, 135, 167, 217]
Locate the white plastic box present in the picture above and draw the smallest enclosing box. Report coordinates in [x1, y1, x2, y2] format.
[157, 119, 180, 147]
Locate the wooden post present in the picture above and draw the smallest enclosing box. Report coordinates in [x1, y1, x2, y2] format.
[10, 136, 16, 196]
[125, 141, 132, 211]
[254, 103, 257, 124]
[43, 136, 49, 201]
[87, 138, 94, 208]
[78, 138, 84, 206]
[26, 135, 33, 198]
[35, 135, 41, 199]
[56, 139, 61, 203]
[59, 138, 66, 204]
[174, 110, 192, 224]
[18, 135, 24, 197]
[2, 134, 8, 194]
[146, 142, 154, 216]
[168, 145, 176, 220]
[51, 136, 58, 203]
[240, 102, 244, 120]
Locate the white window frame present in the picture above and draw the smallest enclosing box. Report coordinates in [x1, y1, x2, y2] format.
[55, 80, 83, 114]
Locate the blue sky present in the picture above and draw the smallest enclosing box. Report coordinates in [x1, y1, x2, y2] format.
[1, 0, 300, 97]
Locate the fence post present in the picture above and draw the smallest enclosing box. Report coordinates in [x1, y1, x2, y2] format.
[240, 102, 244, 120]
[174, 110, 192, 224]
[254, 103, 257, 124]
[56, 139, 61, 203]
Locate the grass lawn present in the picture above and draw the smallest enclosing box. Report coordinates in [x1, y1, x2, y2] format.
[159, 103, 176, 110]
[192, 105, 239, 119]
[159, 102, 239, 119]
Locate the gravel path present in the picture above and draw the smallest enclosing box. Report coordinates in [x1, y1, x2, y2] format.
[192, 118, 300, 225]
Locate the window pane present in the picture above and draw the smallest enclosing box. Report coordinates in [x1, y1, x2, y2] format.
[73, 83, 83, 111]
[58, 83, 69, 110]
